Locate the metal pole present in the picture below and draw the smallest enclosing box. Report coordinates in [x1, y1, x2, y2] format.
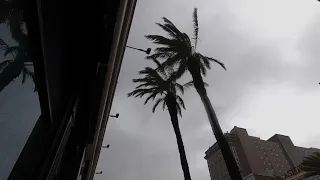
[126, 45, 151, 54]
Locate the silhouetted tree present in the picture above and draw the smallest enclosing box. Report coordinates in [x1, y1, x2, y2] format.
[145, 8, 242, 180]
[128, 60, 192, 180]
[0, 38, 34, 92]
[0, 0, 35, 92]
[301, 152, 320, 178]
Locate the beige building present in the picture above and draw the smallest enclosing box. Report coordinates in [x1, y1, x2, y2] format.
[204, 127, 320, 180]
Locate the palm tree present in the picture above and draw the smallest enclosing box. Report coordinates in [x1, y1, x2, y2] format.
[145, 8, 242, 179]
[0, 38, 35, 92]
[301, 152, 320, 178]
[128, 61, 192, 180]
[0, 0, 35, 92]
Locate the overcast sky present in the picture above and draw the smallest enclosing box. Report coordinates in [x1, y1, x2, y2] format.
[94, 0, 320, 180]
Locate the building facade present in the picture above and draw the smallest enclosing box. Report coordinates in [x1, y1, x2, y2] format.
[204, 127, 320, 180]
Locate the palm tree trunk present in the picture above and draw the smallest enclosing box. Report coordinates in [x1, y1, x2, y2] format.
[167, 99, 192, 180]
[188, 67, 242, 180]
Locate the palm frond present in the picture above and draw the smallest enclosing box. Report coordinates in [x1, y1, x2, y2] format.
[21, 67, 27, 84]
[156, 23, 181, 40]
[168, 61, 187, 82]
[161, 17, 185, 41]
[21, 67, 34, 84]
[152, 58, 162, 68]
[127, 88, 155, 97]
[176, 103, 182, 117]
[4, 45, 18, 57]
[153, 62, 168, 80]
[182, 80, 208, 89]
[146, 52, 172, 60]
[182, 81, 194, 89]
[174, 83, 184, 94]
[154, 47, 177, 53]
[135, 82, 155, 89]
[196, 53, 211, 69]
[199, 61, 207, 76]
[162, 100, 166, 110]
[152, 98, 164, 112]
[145, 35, 175, 46]
[0, 38, 8, 50]
[182, 33, 192, 48]
[176, 96, 185, 110]
[0, 60, 13, 71]
[144, 91, 159, 104]
[192, 8, 199, 49]
[206, 56, 227, 70]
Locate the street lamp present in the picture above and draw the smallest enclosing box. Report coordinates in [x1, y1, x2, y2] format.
[102, 144, 110, 148]
[109, 113, 119, 118]
[126, 45, 151, 54]
[95, 171, 103, 174]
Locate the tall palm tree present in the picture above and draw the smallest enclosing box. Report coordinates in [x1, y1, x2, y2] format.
[128, 61, 192, 180]
[301, 152, 320, 178]
[145, 8, 242, 180]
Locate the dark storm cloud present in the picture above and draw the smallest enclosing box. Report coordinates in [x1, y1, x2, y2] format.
[94, 0, 320, 180]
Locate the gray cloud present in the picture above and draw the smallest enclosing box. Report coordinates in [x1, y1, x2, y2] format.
[94, 0, 320, 180]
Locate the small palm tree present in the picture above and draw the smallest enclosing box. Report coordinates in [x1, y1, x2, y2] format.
[0, 0, 35, 92]
[301, 152, 320, 178]
[145, 8, 242, 179]
[128, 60, 192, 180]
[0, 38, 35, 92]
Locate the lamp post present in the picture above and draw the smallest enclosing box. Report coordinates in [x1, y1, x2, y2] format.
[109, 113, 119, 118]
[102, 144, 110, 148]
[126, 45, 151, 54]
